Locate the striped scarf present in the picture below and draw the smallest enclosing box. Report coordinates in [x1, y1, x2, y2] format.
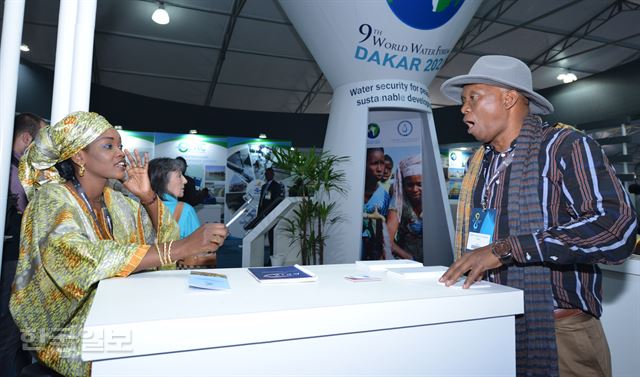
[455, 116, 558, 377]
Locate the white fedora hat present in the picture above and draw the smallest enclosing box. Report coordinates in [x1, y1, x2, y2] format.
[440, 55, 554, 115]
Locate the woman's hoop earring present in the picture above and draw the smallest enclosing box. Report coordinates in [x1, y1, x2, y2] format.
[79, 164, 86, 177]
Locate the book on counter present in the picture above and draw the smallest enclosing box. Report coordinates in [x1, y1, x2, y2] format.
[387, 266, 448, 280]
[355, 259, 423, 272]
[248, 264, 318, 284]
[188, 271, 230, 290]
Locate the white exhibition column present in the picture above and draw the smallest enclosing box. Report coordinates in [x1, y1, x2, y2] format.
[51, 0, 79, 124]
[51, 0, 96, 124]
[0, 0, 26, 276]
[279, 1, 482, 264]
[69, 0, 97, 114]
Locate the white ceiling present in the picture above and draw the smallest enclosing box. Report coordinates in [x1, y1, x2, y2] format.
[6, 0, 640, 114]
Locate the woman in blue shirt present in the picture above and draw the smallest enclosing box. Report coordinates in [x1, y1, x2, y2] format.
[149, 158, 200, 238]
[149, 158, 216, 268]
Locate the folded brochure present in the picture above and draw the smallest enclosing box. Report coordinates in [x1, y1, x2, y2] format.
[188, 271, 230, 290]
[248, 264, 318, 283]
[355, 259, 423, 271]
[386, 266, 447, 279]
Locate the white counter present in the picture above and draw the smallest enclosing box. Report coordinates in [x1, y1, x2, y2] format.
[83, 264, 523, 376]
[600, 255, 640, 377]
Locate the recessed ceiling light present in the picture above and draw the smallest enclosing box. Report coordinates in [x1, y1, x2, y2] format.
[189, 129, 198, 134]
[20, 44, 30, 52]
[152, 3, 170, 25]
[557, 73, 577, 84]
[258, 133, 267, 139]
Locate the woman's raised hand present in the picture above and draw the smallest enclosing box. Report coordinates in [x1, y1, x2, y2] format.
[123, 149, 154, 201]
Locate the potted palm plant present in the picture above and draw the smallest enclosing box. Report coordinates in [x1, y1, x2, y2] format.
[269, 147, 349, 265]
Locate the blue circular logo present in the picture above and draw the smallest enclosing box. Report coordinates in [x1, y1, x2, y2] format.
[387, 0, 465, 30]
[368, 123, 381, 139]
[397, 120, 413, 136]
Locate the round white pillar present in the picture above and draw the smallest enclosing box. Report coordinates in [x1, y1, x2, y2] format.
[70, 0, 97, 113]
[0, 0, 26, 277]
[51, 0, 79, 124]
[279, 0, 481, 264]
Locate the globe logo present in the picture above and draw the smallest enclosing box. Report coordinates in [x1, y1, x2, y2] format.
[387, 0, 465, 30]
[368, 123, 381, 139]
[397, 120, 413, 136]
[178, 142, 189, 153]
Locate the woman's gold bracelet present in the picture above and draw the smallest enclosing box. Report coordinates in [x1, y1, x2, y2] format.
[163, 240, 174, 264]
[155, 241, 167, 265]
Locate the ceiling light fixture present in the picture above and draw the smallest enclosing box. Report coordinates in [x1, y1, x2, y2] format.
[20, 44, 30, 52]
[557, 73, 577, 84]
[152, 2, 170, 25]
[189, 129, 198, 134]
[114, 125, 123, 130]
[258, 133, 267, 139]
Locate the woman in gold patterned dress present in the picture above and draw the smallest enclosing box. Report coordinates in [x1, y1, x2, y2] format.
[9, 112, 227, 376]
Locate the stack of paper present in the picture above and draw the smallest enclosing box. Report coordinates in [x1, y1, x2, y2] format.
[438, 279, 492, 289]
[355, 259, 423, 272]
[387, 266, 447, 280]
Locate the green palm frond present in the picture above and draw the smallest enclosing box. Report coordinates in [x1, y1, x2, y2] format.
[269, 147, 349, 265]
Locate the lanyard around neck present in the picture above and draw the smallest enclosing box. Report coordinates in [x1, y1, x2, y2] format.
[481, 148, 515, 210]
[71, 176, 113, 239]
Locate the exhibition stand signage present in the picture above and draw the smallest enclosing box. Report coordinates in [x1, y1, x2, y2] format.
[279, 0, 481, 265]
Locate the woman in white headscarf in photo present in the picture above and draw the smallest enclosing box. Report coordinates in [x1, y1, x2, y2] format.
[386, 154, 423, 261]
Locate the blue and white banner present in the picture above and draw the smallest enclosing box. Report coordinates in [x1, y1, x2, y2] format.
[154, 133, 227, 190]
[276, 0, 479, 263]
[279, 0, 480, 89]
[225, 138, 291, 238]
[120, 130, 155, 159]
[364, 114, 423, 261]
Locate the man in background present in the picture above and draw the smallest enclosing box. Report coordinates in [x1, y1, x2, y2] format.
[9, 113, 46, 213]
[257, 167, 284, 258]
[1, 113, 46, 376]
[176, 156, 209, 207]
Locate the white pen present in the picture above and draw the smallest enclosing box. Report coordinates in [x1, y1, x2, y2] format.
[225, 197, 253, 227]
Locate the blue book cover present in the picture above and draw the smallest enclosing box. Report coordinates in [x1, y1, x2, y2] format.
[248, 264, 318, 284]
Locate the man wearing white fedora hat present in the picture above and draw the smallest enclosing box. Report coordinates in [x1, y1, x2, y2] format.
[439, 55, 637, 377]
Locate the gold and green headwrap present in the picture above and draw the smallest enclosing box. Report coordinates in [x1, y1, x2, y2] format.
[19, 111, 113, 200]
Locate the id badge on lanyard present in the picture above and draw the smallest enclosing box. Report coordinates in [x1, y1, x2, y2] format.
[466, 148, 513, 251]
[466, 208, 496, 251]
